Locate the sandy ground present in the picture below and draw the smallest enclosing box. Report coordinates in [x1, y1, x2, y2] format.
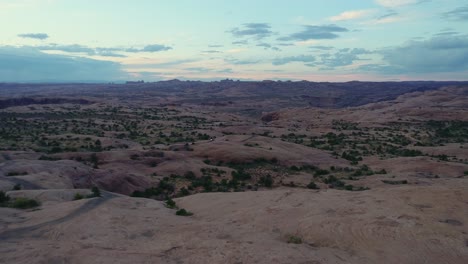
[0, 182, 467, 264]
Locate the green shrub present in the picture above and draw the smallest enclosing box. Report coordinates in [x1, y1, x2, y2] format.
[165, 198, 177, 209]
[314, 169, 329, 177]
[89, 186, 101, 197]
[259, 175, 273, 188]
[6, 171, 28, 177]
[178, 187, 190, 197]
[74, 193, 84, 200]
[286, 235, 302, 244]
[382, 180, 408, 185]
[306, 181, 319, 189]
[9, 197, 40, 209]
[175, 208, 193, 216]
[0, 191, 10, 205]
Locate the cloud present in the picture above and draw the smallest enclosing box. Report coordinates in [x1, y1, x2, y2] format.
[183, 67, 233, 74]
[37, 44, 127, 57]
[228, 23, 273, 39]
[433, 31, 460, 37]
[141, 44, 172, 52]
[368, 12, 403, 24]
[124, 59, 196, 69]
[375, 0, 429, 8]
[125, 44, 172, 52]
[272, 55, 315, 66]
[201, 50, 221, 54]
[35, 43, 171, 57]
[18, 33, 49, 40]
[0, 46, 126, 82]
[96, 51, 127, 58]
[309, 45, 334, 50]
[377, 12, 399, 20]
[363, 35, 468, 74]
[225, 58, 261, 65]
[256, 43, 280, 51]
[442, 5, 468, 21]
[217, 68, 233, 74]
[232, 40, 249, 45]
[330, 10, 372, 21]
[184, 67, 211, 72]
[319, 48, 371, 68]
[38, 44, 95, 53]
[279, 25, 348, 41]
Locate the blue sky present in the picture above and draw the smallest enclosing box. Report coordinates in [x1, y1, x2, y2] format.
[1, 0, 468, 82]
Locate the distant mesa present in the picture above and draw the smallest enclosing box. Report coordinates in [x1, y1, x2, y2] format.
[126, 80, 145, 84]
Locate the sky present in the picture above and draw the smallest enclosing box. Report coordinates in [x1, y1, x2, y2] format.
[1, 0, 468, 82]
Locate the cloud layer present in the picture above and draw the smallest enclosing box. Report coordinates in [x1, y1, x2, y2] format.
[229, 23, 273, 40]
[360, 35, 468, 74]
[18, 33, 49, 40]
[442, 5, 468, 21]
[279, 25, 348, 41]
[34, 43, 172, 57]
[0, 46, 126, 82]
[330, 10, 372, 21]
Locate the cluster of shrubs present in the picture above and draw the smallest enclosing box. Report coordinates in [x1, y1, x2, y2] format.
[165, 198, 193, 216]
[73, 186, 102, 200]
[0, 191, 40, 209]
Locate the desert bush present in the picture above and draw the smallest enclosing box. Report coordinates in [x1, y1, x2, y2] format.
[9, 197, 40, 209]
[74, 193, 84, 200]
[0, 191, 10, 205]
[382, 180, 408, 185]
[314, 169, 329, 177]
[6, 171, 28, 176]
[175, 208, 193, 216]
[90, 186, 101, 197]
[184, 171, 196, 180]
[286, 234, 302, 244]
[165, 198, 177, 209]
[232, 169, 252, 181]
[259, 175, 273, 188]
[306, 181, 319, 189]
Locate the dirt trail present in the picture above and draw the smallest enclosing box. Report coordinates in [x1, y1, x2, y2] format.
[0, 192, 117, 240]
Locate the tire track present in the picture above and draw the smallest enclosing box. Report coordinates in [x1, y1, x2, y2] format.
[0, 192, 118, 241]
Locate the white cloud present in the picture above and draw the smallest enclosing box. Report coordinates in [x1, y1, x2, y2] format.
[375, 0, 421, 8]
[330, 10, 373, 21]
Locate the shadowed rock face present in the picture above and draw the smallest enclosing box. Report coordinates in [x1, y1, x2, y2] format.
[0, 98, 92, 109]
[70, 172, 150, 196]
[261, 112, 280, 122]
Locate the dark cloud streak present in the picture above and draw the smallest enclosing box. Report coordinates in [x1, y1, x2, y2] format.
[442, 5, 468, 21]
[18, 33, 49, 40]
[229, 23, 273, 40]
[278, 25, 348, 41]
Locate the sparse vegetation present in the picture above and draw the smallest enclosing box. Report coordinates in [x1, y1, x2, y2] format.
[175, 208, 193, 216]
[9, 197, 41, 209]
[306, 181, 319, 189]
[0, 192, 40, 209]
[382, 180, 408, 185]
[165, 198, 177, 209]
[74, 193, 84, 200]
[286, 234, 303, 244]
